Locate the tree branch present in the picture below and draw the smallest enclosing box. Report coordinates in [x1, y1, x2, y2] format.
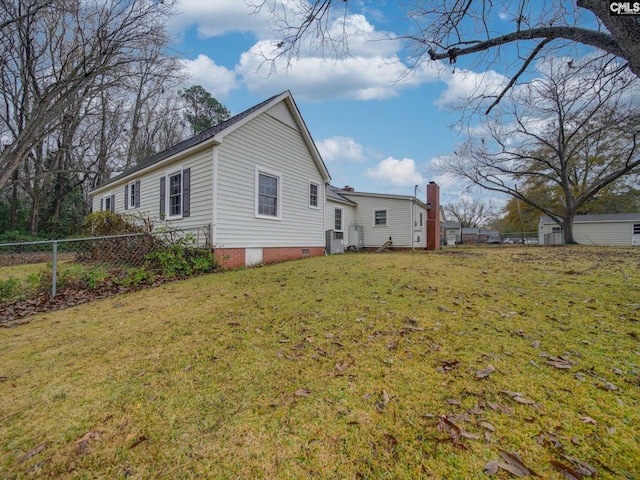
[423, 26, 624, 64]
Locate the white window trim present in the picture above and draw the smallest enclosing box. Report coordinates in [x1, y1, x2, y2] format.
[308, 180, 320, 209]
[165, 167, 184, 221]
[373, 208, 388, 227]
[334, 206, 344, 232]
[128, 181, 137, 210]
[103, 194, 114, 212]
[255, 166, 282, 220]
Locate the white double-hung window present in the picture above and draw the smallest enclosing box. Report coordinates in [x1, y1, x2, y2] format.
[255, 167, 282, 219]
[160, 167, 190, 220]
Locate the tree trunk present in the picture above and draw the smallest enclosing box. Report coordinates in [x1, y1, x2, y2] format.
[562, 214, 577, 245]
[10, 169, 19, 230]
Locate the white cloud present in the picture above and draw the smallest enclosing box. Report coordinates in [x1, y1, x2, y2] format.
[317, 136, 367, 163]
[171, 3, 447, 103]
[170, 0, 274, 38]
[180, 55, 238, 99]
[436, 69, 508, 109]
[365, 157, 425, 187]
[238, 38, 440, 101]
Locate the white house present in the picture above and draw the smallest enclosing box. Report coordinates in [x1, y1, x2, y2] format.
[539, 213, 640, 246]
[90, 91, 331, 268]
[325, 186, 430, 250]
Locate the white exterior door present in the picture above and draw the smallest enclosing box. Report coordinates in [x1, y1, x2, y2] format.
[632, 223, 640, 246]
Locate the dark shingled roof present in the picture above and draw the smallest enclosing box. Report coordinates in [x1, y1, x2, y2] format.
[326, 185, 358, 205]
[96, 92, 284, 189]
[540, 213, 640, 224]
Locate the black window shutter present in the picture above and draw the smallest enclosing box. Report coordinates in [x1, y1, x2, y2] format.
[100, 198, 103, 212]
[183, 168, 191, 217]
[159, 177, 166, 218]
[110, 194, 115, 212]
[135, 180, 141, 208]
[124, 185, 129, 210]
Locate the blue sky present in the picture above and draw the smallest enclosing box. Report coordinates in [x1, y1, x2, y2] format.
[165, 1, 547, 206]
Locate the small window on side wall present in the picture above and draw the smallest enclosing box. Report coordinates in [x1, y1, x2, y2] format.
[334, 207, 343, 231]
[374, 209, 387, 226]
[125, 180, 141, 210]
[160, 168, 190, 220]
[309, 182, 319, 208]
[101, 194, 115, 212]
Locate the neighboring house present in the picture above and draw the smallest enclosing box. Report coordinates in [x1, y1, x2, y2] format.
[325, 185, 432, 250]
[90, 91, 331, 268]
[539, 213, 640, 246]
[461, 228, 501, 244]
[442, 221, 462, 246]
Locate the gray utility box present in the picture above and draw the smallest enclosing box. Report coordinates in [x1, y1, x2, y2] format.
[325, 230, 344, 254]
[348, 224, 364, 251]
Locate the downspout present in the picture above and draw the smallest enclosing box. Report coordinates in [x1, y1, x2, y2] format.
[324, 182, 329, 253]
[211, 144, 219, 247]
[411, 185, 418, 250]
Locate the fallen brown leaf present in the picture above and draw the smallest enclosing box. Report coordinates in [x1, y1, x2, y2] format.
[480, 421, 496, 432]
[561, 455, 598, 477]
[545, 356, 575, 369]
[535, 431, 563, 449]
[484, 460, 500, 475]
[501, 390, 538, 407]
[294, 388, 311, 397]
[375, 389, 391, 412]
[476, 364, 496, 379]
[550, 460, 584, 479]
[579, 416, 598, 425]
[498, 450, 540, 477]
[18, 441, 48, 464]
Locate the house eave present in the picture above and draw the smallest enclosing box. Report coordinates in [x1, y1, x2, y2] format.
[340, 190, 429, 209]
[90, 139, 221, 196]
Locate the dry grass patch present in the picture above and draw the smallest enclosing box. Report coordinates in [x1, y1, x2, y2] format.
[1, 247, 639, 479]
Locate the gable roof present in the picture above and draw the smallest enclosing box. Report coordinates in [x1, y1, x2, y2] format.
[443, 221, 461, 229]
[91, 91, 330, 194]
[540, 213, 640, 224]
[326, 185, 358, 206]
[329, 186, 430, 209]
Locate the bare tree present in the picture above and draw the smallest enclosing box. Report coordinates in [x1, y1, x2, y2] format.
[444, 197, 497, 228]
[0, 0, 177, 191]
[124, 46, 187, 168]
[248, 1, 640, 105]
[437, 56, 640, 244]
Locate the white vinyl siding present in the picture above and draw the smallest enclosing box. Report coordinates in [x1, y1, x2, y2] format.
[345, 194, 418, 248]
[324, 200, 356, 245]
[215, 109, 326, 248]
[92, 145, 213, 232]
[539, 218, 640, 246]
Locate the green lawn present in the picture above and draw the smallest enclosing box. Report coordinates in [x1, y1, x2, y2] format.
[1, 247, 638, 479]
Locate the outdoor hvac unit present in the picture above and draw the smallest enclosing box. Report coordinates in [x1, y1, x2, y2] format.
[348, 224, 364, 251]
[325, 229, 344, 254]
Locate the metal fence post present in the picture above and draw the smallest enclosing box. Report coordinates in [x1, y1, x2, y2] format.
[52, 240, 57, 298]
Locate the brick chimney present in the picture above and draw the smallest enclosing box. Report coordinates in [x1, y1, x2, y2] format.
[426, 182, 440, 250]
[342, 186, 354, 192]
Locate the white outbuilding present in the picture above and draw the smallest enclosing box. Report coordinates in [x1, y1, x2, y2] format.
[539, 213, 640, 246]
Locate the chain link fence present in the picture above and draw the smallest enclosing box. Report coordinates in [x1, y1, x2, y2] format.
[500, 232, 540, 245]
[0, 225, 212, 300]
